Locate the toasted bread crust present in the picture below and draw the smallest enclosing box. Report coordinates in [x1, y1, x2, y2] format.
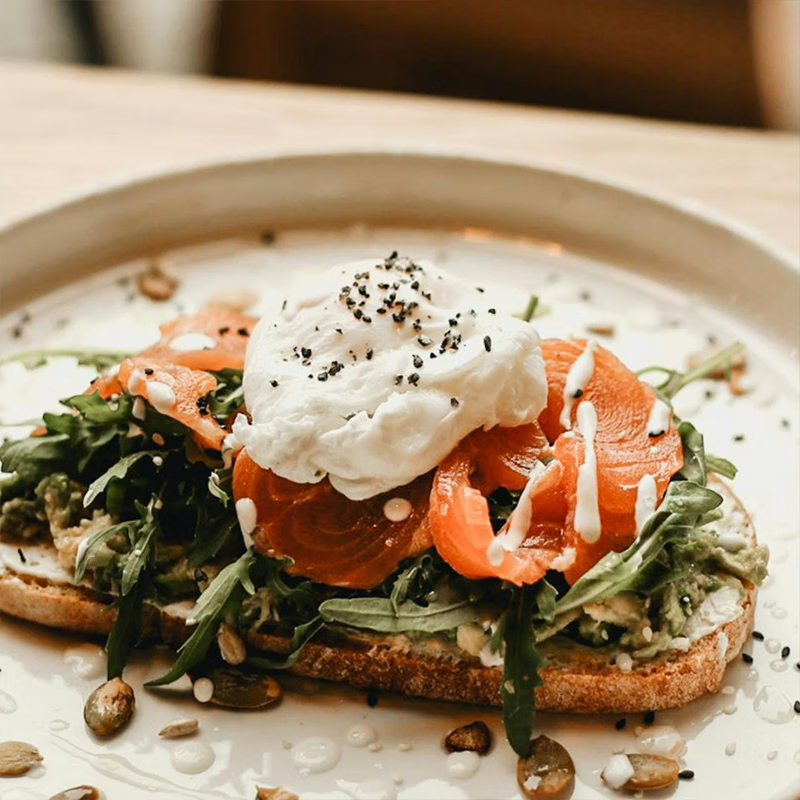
[0, 480, 757, 714]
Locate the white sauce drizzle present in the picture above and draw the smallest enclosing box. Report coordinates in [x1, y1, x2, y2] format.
[345, 723, 378, 748]
[146, 381, 176, 414]
[574, 400, 601, 543]
[559, 339, 597, 429]
[235, 497, 258, 548]
[293, 736, 342, 775]
[602, 754, 635, 789]
[634, 474, 658, 533]
[646, 397, 672, 437]
[486, 460, 546, 566]
[445, 750, 481, 779]
[132, 396, 146, 421]
[383, 497, 412, 522]
[753, 686, 795, 724]
[169, 740, 216, 775]
[169, 332, 218, 352]
[63, 644, 106, 680]
[635, 725, 687, 758]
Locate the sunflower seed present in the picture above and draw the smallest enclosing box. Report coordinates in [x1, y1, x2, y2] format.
[205, 667, 281, 709]
[444, 720, 491, 754]
[622, 753, 680, 791]
[48, 786, 101, 800]
[158, 718, 199, 739]
[217, 623, 247, 666]
[256, 788, 299, 800]
[137, 259, 179, 301]
[0, 740, 43, 776]
[83, 677, 135, 736]
[517, 735, 575, 797]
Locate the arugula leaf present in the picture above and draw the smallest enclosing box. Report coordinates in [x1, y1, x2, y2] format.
[388, 553, 441, 611]
[119, 502, 159, 595]
[75, 520, 136, 581]
[248, 616, 325, 671]
[0, 434, 70, 480]
[318, 595, 481, 634]
[637, 342, 744, 400]
[146, 549, 257, 687]
[501, 586, 546, 757]
[83, 451, 161, 508]
[106, 580, 146, 680]
[533, 580, 557, 624]
[555, 480, 723, 615]
[706, 454, 737, 480]
[64, 392, 134, 424]
[676, 421, 707, 486]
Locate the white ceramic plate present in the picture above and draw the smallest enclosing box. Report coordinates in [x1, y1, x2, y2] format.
[0, 151, 798, 800]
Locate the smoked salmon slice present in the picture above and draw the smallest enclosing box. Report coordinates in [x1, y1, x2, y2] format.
[90, 309, 255, 450]
[233, 451, 434, 589]
[429, 340, 683, 586]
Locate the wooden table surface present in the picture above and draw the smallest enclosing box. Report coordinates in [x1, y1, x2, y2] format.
[1, 60, 799, 258]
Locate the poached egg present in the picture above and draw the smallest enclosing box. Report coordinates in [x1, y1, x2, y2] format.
[233, 254, 547, 500]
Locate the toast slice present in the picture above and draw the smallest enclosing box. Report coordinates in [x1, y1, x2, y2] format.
[0, 479, 756, 714]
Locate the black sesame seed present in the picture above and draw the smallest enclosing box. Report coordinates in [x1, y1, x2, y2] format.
[376, 307, 387, 315]
[270, 380, 279, 388]
[678, 769, 694, 780]
[392, 312, 405, 323]
[412, 355, 423, 369]
[301, 347, 312, 359]
[335, 327, 343, 335]
[483, 335, 492, 352]
[261, 231, 276, 245]
[781, 646, 790, 659]
[752, 631, 764, 641]
[366, 691, 379, 707]
[781, 418, 790, 429]
[643, 710, 655, 725]
[418, 336, 433, 347]
[448, 318, 458, 327]
[366, 348, 374, 361]
[411, 281, 420, 290]
[488, 308, 496, 314]
[362, 316, 372, 324]
[795, 662, 800, 671]
[317, 372, 328, 382]
[394, 375, 403, 385]
[354, 309, 363, 320]
[794, 700, 800, 714]
[408, 373, 420, 386]
[733, 434, 745, 442]
[218, 326, 230, 335]
[742, 653, 753, 664]
[450, 397, 459, 408]
[421, 291, 432, 301]
[358, 285, 369, 297]
[476, 287, 485, 293]
[614, 718, 626, 730]
[238, 327, 250, 337]
[17, 548, 25, 564]
[11, 327, 22, 339]
[198, 407, 209, 416]
[573, 388, 583, 399]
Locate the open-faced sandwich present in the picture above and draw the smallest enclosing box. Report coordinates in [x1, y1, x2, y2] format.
[0, 254, 768, 778]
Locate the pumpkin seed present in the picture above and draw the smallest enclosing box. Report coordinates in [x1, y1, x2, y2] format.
[516, 735, 575, 797]
[137, 260, 179, 301]
[255, 788, 299, 800]
[158, 718, 199, 738]
[444, 720, 491, 755]
[0, 741, 43, 776]
[83, 677, 135, 736]
[205, 667, 281, 709]
[48, 787, 101, 800]
[217, 623, 247, 666]
[623, 753, 679, 791]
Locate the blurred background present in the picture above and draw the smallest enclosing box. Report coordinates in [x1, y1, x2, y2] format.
[1, 0, 798, 130]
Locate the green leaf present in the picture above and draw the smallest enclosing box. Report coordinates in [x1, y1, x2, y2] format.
[533, 580, 557, 624]
[318, 595, 481, 634]
[64, 392, 133, 424]
[248, 616, 325, 671]
[676, 421, 707, 486]
[120, 507, 159, 595]
[106, 580, 145, 680]
[389, 553, 440, 612]
[555, 480, 723, 615]
[501, 586, 546, 757]
[207, 470, 230, 506]
[146, 549, 256, 687]
[75, 520, 136, 582]
[515, 295, 539, 323]
[0, 434, 70, 480]
[83, 451, 160, 508]
[706, 453, 737, 480]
